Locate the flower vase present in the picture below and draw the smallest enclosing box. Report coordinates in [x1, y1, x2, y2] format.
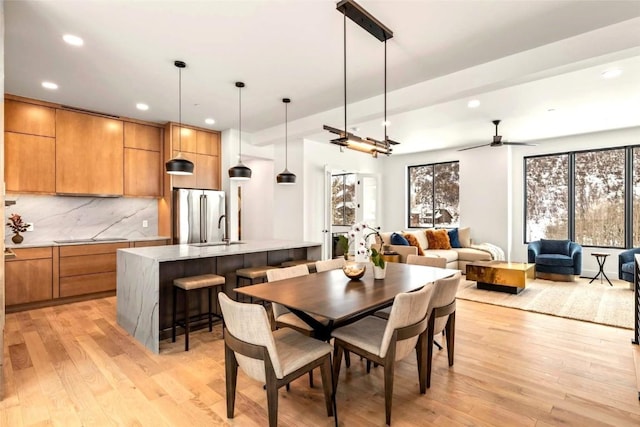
[12, 232, 24, 244]
[373, 264, 386, 280]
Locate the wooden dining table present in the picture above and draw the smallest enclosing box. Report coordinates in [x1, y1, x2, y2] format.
[234, 262, 459, 340]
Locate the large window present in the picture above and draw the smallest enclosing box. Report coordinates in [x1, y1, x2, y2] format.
[525, 154, 569, 241]
[524, 145, 639, 248]
[331, 173, 356, 226]
[408, 161, 459, 228]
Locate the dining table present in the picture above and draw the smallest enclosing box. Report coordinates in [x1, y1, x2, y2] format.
[234, 262, 459, 341]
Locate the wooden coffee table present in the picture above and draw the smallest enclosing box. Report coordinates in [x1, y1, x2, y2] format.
[466, 261, 535, 294]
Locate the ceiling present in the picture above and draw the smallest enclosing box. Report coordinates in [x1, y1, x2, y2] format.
[5, 0, 640, 154]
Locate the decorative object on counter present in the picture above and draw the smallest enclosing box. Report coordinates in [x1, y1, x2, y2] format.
[342, 261, 366, 280]
[6, 213, 28, 244]
[276, 98, 296, 184]
[323, 0, 399, 157]
[165, 60, 195, 176]
[228, 81, 252, 180]
[358, 223, 386, 278]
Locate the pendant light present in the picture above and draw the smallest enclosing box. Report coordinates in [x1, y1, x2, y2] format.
[165, 60, 194, 175]
[276, 98, 296, 185]
[228, 81, 252, 180]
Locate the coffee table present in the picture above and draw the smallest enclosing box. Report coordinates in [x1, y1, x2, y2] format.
[466, 261, 535, 294]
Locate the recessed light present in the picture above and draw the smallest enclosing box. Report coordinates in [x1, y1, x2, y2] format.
[41, 81, 58, 90]
[205, 118, 215, 125]
[62, 34, 84, 46]
[136, 103, 149, 111]
[601, 68, 622, 79]
[467, 99, 480, 108]
[547, 108, 556, 113]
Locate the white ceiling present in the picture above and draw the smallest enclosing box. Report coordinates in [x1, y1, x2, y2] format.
[5, 0, 640, 154]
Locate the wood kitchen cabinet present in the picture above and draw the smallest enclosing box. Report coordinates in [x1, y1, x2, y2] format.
[58, 242, 128, 298]
[56, 109, 124, 195]
[167, 123, 221, 190]
[124, 122, 163, 197]
[5, 247, 53, 306]
[4, 98, 56, 137]
[4, 133, 55, 193]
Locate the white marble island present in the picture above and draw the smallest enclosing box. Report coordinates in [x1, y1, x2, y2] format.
[116, 240, 321, 353]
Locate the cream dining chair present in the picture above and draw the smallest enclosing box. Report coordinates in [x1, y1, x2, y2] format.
[331, 284, 434, 426]
[219, 293, 335, 427]
[315, 257, 346, 273]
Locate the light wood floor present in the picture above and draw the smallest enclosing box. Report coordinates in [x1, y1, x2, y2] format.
[1, 297, 639, 427]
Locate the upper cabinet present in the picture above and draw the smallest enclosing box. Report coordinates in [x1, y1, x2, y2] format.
[4, 99, 57, 193]
[56, 109, 124, 196]
[166, 123, 221, 190]
[124, 122, 163, 197]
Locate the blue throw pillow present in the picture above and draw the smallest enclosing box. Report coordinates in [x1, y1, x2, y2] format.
[540, 239, 571, 256]
[390, 232, 409, 246]
[448, 228, 462, 248]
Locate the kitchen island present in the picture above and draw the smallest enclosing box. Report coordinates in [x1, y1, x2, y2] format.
[116, 240, 321, 353]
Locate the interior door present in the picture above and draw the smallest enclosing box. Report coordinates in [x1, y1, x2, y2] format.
[357, 173, 380, 227]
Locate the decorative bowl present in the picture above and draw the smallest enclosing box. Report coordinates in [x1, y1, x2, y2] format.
[343, 261, 366, 280]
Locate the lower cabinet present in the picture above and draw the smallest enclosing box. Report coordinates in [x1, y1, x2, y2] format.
[59, 242, 128, 298]
[5, 247, 53, 305]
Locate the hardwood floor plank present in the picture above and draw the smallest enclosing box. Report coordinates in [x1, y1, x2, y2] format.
[2, 296, 640, 426]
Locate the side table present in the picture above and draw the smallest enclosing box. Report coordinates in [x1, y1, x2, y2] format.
[381, 253, 400, 263]
[590, 252, 612, 286]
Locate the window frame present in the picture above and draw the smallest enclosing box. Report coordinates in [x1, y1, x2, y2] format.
[523, 144, 639, 249]
[407, 160, 460, 229]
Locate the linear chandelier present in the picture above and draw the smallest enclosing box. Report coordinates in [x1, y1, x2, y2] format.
[324, 0, 399, 157]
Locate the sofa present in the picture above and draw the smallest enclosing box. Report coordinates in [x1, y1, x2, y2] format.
[619, 248, 640, 285]
[377, 227, 495, 271]
[527, 239, 582, 281]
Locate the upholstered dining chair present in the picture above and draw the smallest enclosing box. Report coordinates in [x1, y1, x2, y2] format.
[219, 293, 335, 427]
[426, 271, 462, 388]
[331, 284, 434, 426]
[315, 257, 346, 273]
[267, 264, 331, 386]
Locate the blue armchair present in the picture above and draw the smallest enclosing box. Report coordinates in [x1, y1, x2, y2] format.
[619, 248, 640, 283]
[528, 239, 582, 279]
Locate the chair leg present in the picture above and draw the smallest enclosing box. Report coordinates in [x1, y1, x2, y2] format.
[416, 332, 427, 394]
[344, 350, 351, 368]
[383, 361, 395, 426]
[319, 355, 334, 417]
[332, 344, 344, 394]
[184, 288, 190, 351]
[172, 286, 178, 343]
[445, 312, 456, 367]
[208, 287, 213, 332]
[426, 315, 435, 389]
[309, 369, 314, 388]
[265, 377, 279, 427]
[366, 360, 371, 374]
[224, 344, 238, 419]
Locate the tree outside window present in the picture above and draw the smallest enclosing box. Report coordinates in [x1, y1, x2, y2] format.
[408, 162, 459, 228]
[634, 147, 640, 247]
[331, 173, 356, 226]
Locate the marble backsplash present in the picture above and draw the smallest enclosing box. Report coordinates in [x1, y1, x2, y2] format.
[5, 195, 159, 244]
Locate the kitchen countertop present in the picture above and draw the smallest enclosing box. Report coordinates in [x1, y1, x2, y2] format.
[5, 235, 170, 249]
[118, 239, 322, 262]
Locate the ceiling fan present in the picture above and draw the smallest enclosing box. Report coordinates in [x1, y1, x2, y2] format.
[458, 120, 537, 151]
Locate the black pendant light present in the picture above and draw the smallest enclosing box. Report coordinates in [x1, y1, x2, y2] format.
[165, 60, 194, 175]
[276, 98, 296, 185]
[228, 82, 252, 180]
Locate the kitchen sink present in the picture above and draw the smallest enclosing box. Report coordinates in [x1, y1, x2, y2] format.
[53, 237, 128, 244]
[188, 241, 246, 247]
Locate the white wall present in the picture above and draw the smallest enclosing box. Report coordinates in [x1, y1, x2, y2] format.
[237, 158, 274, 240]
[273, 137, 304, 240]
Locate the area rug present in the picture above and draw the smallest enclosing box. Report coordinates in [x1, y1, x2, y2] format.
[456, 277, 634, 329]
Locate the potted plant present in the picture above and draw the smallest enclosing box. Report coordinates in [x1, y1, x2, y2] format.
[359, 224, 386, 279]
[7, 213, 28, 244]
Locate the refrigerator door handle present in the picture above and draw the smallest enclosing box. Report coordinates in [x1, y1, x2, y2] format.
[202, 194, 208, 242]
[200, 194, 205, 243]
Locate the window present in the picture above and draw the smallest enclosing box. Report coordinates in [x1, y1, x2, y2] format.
[525, 154, 569, 241]
[634, 147, 640, 247]
[331, 173, 356, 226]
[575, 148, 625, 247]
[524, 146, 638, 248]
[408, 161, 459, 228]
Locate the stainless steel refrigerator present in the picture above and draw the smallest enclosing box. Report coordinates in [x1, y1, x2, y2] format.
[173, 189, 226, 244]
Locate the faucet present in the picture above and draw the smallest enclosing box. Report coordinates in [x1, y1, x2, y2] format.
[217, 214, 228, 243]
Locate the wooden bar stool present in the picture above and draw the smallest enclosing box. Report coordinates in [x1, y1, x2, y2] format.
[235, 266, 278, 303]
[172, 273, 225, 351]
[281, 259, 317, 273]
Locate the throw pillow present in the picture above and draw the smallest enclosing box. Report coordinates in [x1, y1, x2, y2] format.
[403, 233, 425, 256]
[457, 227, 471, 247]
[390, 232, 409, 246]
[448, 228, 462, 248]
[404, 230, 429, 250]
[540, 239, 571, 256]
[426, 229, 451, 249]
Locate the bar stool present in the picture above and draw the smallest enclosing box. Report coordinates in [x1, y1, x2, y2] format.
[280, 259, 317, 273]
[172, 273, 225, 351]
[235, 266, 278, 302]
